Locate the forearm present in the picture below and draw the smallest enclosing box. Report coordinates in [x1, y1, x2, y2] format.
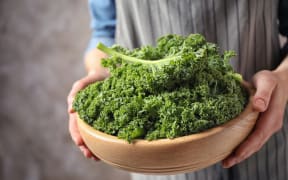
[84, 48, 109, 77]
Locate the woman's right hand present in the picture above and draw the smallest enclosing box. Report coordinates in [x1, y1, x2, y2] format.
[67, 48, 110, 160]
[67, 72, 108, 160]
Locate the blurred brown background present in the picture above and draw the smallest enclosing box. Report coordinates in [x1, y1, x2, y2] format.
[0, 0, 130, 179]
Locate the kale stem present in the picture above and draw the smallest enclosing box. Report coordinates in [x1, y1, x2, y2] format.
[97, 43, 177, 67]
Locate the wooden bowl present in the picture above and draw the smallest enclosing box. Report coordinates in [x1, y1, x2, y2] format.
[77, 86, 259, 174]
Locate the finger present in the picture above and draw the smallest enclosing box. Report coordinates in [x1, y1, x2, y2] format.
[223, 84, 285, 168]
[79, 145, 100, 160]
[67, 75, 103, 113]
[252, 71, 277, 112]
[67, 80, 91, 113]
[79, 145, 93, 158]
[222, 128, 268, 168]
[69, 114, 100, 161]
[69, 113, 84, 146]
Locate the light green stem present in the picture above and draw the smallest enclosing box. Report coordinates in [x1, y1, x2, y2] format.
[97, 43, 178, 67]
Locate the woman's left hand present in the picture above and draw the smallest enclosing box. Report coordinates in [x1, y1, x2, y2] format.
[222, 70, 288, 168]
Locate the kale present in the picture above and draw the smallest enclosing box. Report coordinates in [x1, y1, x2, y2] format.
[73, 34, 248, 142]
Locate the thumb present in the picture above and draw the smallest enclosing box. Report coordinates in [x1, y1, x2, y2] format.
[252, 71, 277, 112]
[67, 73, 106, 113]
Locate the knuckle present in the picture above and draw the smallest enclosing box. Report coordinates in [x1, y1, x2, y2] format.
[259, 70, 274, 79]
[260, 70, 271, 74]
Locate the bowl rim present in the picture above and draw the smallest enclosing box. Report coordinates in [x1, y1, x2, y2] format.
[77, 81, 256, 145]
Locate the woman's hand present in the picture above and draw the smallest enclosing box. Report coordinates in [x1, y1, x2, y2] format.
[67, 48, 109, 160]
[222, 70, 288, 168]
[68, 72, 108, 160]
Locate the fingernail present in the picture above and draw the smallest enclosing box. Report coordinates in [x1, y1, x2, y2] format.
[255, 99, 266, 111]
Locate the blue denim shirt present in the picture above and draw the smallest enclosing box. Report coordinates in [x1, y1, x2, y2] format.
[86, 0, 116, 52]
[87, 0, 288, 58]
